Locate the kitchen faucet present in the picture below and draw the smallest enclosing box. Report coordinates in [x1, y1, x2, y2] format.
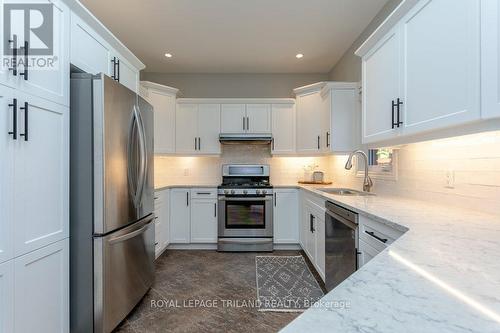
[345, 150, 373, 192]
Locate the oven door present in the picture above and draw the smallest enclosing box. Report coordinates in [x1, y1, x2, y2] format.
[218, 196, 273, 237]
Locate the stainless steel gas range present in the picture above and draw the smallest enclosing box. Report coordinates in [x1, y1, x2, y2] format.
[217, 164, 273, 252]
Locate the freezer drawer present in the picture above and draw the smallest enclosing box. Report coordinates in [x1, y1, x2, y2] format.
[94, 215, 155, 333]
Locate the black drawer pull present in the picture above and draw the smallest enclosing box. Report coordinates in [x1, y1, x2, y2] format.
[365, 230, 387, 243]
[19, 102, 28, 141]
[19, 41, 28, 80]
[8, 35, 17, 75]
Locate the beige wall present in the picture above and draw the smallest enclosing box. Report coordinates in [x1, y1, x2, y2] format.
[328, 0, 402, 81]
[141, 73, 329, 98]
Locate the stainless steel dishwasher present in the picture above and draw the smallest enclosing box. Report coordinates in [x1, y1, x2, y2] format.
[325, 201, 359, 292]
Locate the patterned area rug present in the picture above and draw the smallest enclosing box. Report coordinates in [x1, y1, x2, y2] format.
[255, 256, 324, 312]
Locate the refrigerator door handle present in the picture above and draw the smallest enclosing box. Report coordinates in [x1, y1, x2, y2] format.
[134, 104, 147, 206]
[108, 219, 153, 244]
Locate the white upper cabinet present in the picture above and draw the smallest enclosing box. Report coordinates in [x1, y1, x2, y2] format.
[221, 104, 246, 133]
[361, 28, 402, 143]
[400, 0, 480, 134]
[271, 103, 295, 155]
[197, 104, 221, 154]
[70, 12, 111, 75]
[321, 83, 360, 152]
[295, 83, 325, 154]
[0, 86, 14, 264]
[481, 0, 500, 119]
[246, 104, 271, 133]
[176, 102, 221, 155]
[141, 82, 178, 154]
[13, 92, 69, 257]
[175, 103, 198, 154]
[1, 0, 70, 107]
[357, 0, 481, 144]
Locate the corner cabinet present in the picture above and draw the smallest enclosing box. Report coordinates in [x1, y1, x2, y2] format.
[294, 83, 328, 154]
[271, 103, 296, 155]
[357, 0, 481, 144]
[140, 82, 178, 154]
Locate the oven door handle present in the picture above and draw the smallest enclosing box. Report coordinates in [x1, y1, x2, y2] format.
[218, 196, 272, 202]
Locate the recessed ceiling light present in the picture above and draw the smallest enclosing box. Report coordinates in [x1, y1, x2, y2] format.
[165, 53, 173, 58]
[296, 53, 304, 59]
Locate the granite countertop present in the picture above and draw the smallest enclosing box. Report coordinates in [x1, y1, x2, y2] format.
[281, 185, 500, 333]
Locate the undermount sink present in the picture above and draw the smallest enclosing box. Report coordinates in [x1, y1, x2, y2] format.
[316, 187, 375, 196]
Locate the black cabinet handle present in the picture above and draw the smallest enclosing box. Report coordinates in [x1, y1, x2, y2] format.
[365, 230, 388, 243]
[111, 57, 118, 81]
[396, 98, 403, 127]
[117, 59, 120, 82]
[326, 131, 330, 148]
[186, 192, 189, 206]
[310, 214, 315, 233]
[8, 98, 17, 140]
[242, 117, 245, 130]
[317, 135, 320, 150]
[246, 117, 249, 131]
[198, 137, 201, 150]
[19, 102, 28, 141]
[8, 35, 17, 76]
[274, 193, 276, 207]
[194, 137, 197, 150]
[391, 100, 397, 129]
[214, 203, 217, 217]
[271, 138, 275, 151]
[19, 41, 28, 80]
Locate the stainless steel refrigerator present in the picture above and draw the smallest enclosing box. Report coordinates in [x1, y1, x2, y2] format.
[70, 73, 155, 333]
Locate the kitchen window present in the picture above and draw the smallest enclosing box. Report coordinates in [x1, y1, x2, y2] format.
[356, 148, 398, 180]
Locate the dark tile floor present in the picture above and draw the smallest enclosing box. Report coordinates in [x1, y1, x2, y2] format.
[114, 250, 323, 333]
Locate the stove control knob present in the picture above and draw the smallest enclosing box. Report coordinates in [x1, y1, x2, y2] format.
[230, 190, 235, 195]
[262, 190, 267, 195]
[243, 190, 248, 195]
[224, 190, 229, 195]
[255, 189, 261, 195]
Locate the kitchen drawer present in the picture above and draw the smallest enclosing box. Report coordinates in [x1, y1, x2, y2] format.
[191, 188, 217, 199]
[359, 215, 403, 250]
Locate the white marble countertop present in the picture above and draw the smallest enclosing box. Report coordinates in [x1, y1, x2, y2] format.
[281, 185, 500, 333]
[155, 184, 219, 191]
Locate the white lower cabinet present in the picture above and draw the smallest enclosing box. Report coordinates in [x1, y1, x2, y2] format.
[169, 189, 191, 244]
[300, 192, 326, 281]
[14, 239, 69, 333]
[190, 198, 218, 243]
[273, 189, 299, 244]
[154, 189, 170, 258]
[0, 260, 14, 333]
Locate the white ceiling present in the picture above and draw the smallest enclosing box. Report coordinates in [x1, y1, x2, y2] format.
[80, 0, 389, 74]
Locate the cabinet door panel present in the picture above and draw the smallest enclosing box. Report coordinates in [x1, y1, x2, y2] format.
[401, 0, 480, 133]
[0, 260, 14, 333]
[271, 104, 295, 154]
[175, 104, 198, 154]
[362, 29, 401, 143]
[150, 91, 176, 153]
[0, 86, 14, 263]
[15, 239, 69, 333]
[315, 214, 325, 280]
[273, 190, 299, 243]
[117, 57, 139, 93]
[169, 189, 190, 243]
[14, 93, 69, 256]
[18, 0, 70, 107]
[482, 0, 500, 119]
[296, 93, 322, 153]
[221, 104, 245, 133]
[246, 104, 271, 133]
[191, 199, 217, 243]
[197, 104, 221, 154]
[70, 12, 111, 75]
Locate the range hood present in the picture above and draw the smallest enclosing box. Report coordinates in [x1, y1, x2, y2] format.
[219, 133, 273, 144]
